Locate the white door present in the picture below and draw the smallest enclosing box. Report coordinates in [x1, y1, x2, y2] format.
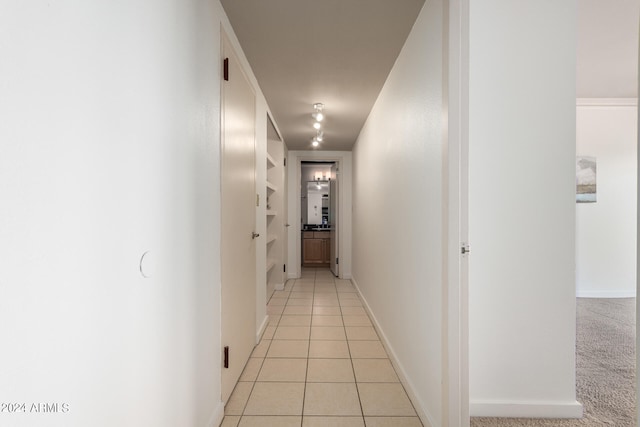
[329, 163, 338, 276]
[221, 34, 257, 403]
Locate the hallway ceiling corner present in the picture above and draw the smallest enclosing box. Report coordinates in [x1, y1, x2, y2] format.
[577, 0, 639, 98]
[220, 0, 425, 151]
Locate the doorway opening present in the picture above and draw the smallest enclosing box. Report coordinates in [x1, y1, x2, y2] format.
[571, 2, 639, 424]
[288, 151, 352, 281]
[301, 161, 339, 276]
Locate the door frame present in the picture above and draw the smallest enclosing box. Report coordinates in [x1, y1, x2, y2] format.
[444, 0, 470, 425]
[287, 151, 352, 280]
[329, 164, 339, 276]
[636, 9, 640, 425]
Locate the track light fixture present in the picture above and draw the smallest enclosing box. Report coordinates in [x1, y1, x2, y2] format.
[312, 103, 324, 122]
[311, 102, 325, 148]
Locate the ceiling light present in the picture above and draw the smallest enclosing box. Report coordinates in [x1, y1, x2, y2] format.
[312, 102, 325, 122]
[310, 103, 325, 147]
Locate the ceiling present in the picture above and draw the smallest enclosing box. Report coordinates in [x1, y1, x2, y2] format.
[222, 0, 639, 151]
[220, 0, 425, 151]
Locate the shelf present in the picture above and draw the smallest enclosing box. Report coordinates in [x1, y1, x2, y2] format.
[266, 181, 277, 193]
[267, 235, 277, 244]
[266, 152, 277, 169]
[266, 210, 277, 216]
[266, 260, 277, 272]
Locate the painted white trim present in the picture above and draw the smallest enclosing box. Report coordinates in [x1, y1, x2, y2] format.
[351, 276, 436, 427]
[576, 98, 638, 107]
[470, 400, 583, 419]
[577, 290, 636, 298]
[637, 42, 640, 426]
[445, 0, 470, 426]
[207, 401, 225, 427]
[256, 315, 269, 344]
[274, 282, 285, 291]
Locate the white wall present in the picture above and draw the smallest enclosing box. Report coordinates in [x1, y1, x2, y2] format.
[468, 1, 582, 418]
[576, 99, 638, 297]
[351, 2, 444, 425]
[301, 164, 333, 182]
[0, 1, 270, 426]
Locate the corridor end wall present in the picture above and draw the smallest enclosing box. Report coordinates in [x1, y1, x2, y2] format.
[576, 99, 638, 298]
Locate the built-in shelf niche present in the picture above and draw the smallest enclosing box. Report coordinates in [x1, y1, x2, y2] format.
[266, 152, 276, 169]
[265, 114, 287, 300]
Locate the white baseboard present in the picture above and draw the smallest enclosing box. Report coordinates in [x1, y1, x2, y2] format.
[257, 315, 269, 343]
[576, 289, 636, 298]
[470, 400, 583, 418]
[274, 282, 285, 291]
[207, 401, 225, 427]
[350, 277, 436, 427]
[287, 272, 298, 280]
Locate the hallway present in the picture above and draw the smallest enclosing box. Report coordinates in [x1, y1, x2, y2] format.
[221, 268, 423, 427]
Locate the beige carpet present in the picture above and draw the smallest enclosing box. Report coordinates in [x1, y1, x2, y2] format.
[471, 298, 636, 427]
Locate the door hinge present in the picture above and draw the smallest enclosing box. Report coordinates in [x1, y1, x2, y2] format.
[461, 243, 470, 255]
[223, 58, 229, 81]
[256, 194, 259, 207]
[284, 158, 287, 166]
[223, 346, 229, 368]
[283, 264, 286, 273]
[336, 257, 339, 264]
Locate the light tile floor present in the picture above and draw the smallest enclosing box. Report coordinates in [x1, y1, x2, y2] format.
[220, 268, 423, 427]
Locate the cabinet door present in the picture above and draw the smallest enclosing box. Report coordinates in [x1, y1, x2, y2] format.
[303, 238, 324, 264]
[322, 238, 331, 263]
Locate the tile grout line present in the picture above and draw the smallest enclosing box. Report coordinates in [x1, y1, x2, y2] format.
[299, 269, 316, 425]
[225, 269, 423, 426]
[238, 275, 294, 424]
[341, 280, 368, 426]
[297, 274, 310, 423]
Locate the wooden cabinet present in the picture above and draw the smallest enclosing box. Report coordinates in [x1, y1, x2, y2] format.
[302, 231, 331, 267]
[303, 238, 324, 264]
[323, 238, 331, 264]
